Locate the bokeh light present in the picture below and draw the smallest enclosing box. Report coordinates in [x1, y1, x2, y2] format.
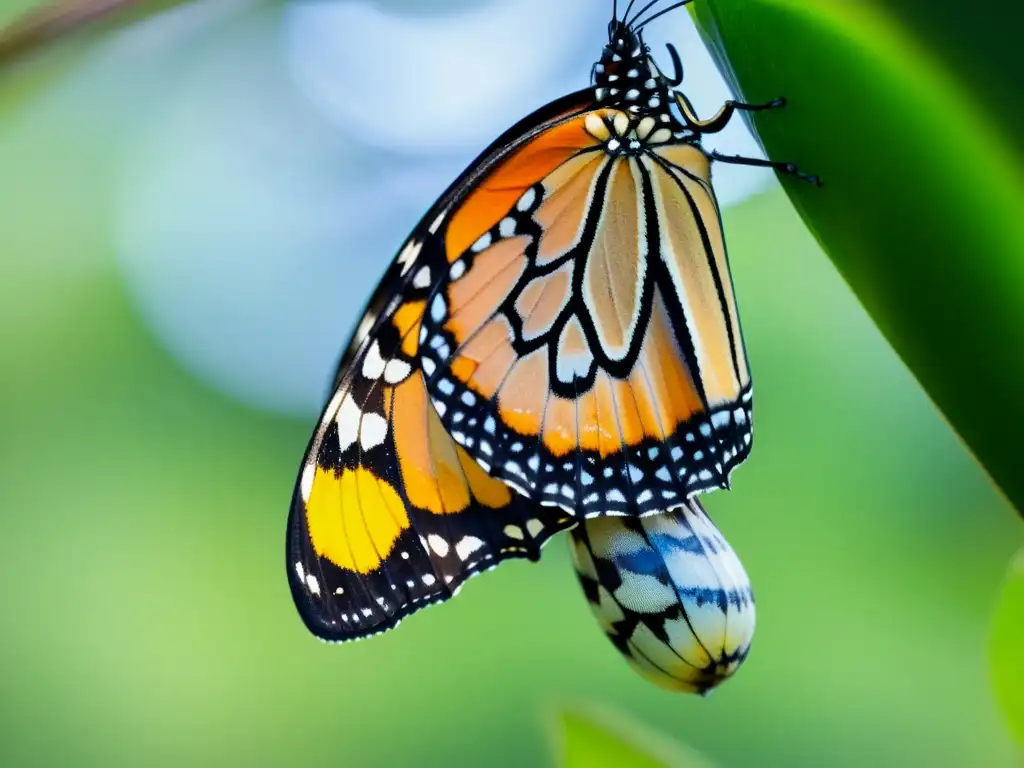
[114, 0, 772, 415]
[0, 1, 1019, 766]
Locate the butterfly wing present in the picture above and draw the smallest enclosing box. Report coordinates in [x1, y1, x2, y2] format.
[569, 497, 755, 693]
[418, 109, 753, 518]
[286, 286, 578, 641]
[287, 92, 598, 642]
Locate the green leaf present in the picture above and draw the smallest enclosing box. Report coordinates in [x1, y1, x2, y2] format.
[991, 548, 1024, 747]
[557, 709, 714, 768]
[882, 0, 1020, 148]
[692, 0, 1024, 514]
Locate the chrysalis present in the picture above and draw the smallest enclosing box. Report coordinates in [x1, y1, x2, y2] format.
[570, 498, 754, 693]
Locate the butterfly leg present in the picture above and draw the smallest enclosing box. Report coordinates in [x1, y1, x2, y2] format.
[674, 92, 786, 134]
[662, 43, 684, 86]
[709, 151, 822, 186]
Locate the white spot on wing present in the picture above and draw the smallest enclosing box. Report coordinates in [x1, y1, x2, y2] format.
[413, 266, 431, 290]
[526, 519, 544, 538]
[428, 534, 450, 557]
[397, 239, 422, 275]
[384, 358, 412, 384]
[362, 341, 386, 380]
[517, 187, 537, 211]
[306, 574, 321, 595]
[336, 395, 361, 452]
[455, 536, 485, 561]
[359, 412, 388, 450]
[472, 232, 492, 252]
[503, 525, 524, 540]
[300, 464, 316, 502]
[431, 295, 447, 323]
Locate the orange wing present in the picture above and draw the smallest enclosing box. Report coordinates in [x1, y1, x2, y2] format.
[418, 109, 753, 517]
[287, 92, 599, 642]
[287, 285, 578, 641]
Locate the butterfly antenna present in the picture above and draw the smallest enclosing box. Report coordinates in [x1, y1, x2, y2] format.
[627, 0, 663, 28]
[612, 0, 618, 23]
[634, 0, 693, 31]
[622, 0, 641, 25]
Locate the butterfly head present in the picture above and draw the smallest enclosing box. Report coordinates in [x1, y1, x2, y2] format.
[594, 21, 672, 115]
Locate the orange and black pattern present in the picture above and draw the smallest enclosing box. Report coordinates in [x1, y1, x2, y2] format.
[286, 3, 786, 642]
[286, 234, 579, 639]
[418, 107, 752, 518]
[286, 96, 594, 641]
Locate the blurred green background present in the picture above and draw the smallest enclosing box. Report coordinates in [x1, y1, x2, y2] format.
[0, 0, 1020, 766]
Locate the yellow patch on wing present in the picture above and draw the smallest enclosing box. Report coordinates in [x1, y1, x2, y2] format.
[304, 466, 408, 574]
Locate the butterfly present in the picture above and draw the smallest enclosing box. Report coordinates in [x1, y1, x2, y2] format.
[287, 0, 816, 642]
[569, 496, 754, 693]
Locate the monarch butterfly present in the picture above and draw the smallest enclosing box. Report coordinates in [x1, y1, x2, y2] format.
[287, 0, 815, 642]
[570, 497, 754, 693]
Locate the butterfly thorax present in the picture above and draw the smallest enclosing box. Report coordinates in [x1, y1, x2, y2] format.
[593, 22, 672, 120]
